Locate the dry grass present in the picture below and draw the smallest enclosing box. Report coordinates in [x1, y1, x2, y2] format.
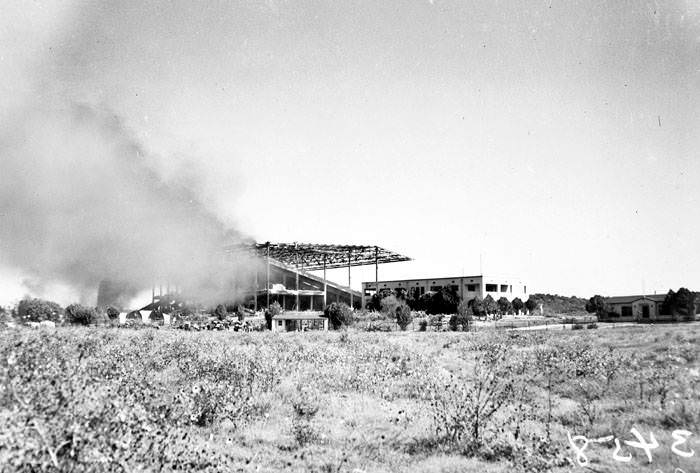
[0, 324, 699, 472]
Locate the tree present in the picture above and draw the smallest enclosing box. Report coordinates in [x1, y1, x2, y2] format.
[236, 304, 246, 322]
[17, 298, 63, 323]
[524, 297, 538, 314]
[511, 297, 524, 314]
[265, 301, 281, 330]
[497, 297, 512, 316]
[662, 288, 697, 321]
[65, 304, 99, 325]
[395, 304, 412, 331]
[214, 304, 228, 320]
[380, 295, 401, 316]
[105, 306, 120, 320]
[450, 299, 472, 331]
[483, 295, 498, 315]
[469, 297, 485, 318]
[407, 288, 426, 311]
[585, 295, 608, 318]
[368, 289, 394, 312]
[425, 288, 460, 315]
[324, 302, 352, 329]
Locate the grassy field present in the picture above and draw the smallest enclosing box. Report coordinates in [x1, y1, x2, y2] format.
[1, 324, 699, 472]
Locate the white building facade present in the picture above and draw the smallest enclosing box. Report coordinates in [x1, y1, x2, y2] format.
[361, 274, 528, 308]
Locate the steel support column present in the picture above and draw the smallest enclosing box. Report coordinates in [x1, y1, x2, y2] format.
[266, 242, 270, 309]
[348, 249, 353, 309]
[323, 255, 327, 309]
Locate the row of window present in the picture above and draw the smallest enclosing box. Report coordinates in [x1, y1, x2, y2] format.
[365, 283, 527, 295]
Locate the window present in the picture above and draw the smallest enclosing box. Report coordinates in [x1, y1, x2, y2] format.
[524, 286, 527, 293]
[509, 285, 512, 293]
[449, 285, 459, 293]
[500, 284, 508, 292]
[430, 285, 443, 292]
[466, 284, 477, 292]
[277, 320, 283, 326]
[485, 284, 497, 292]
[621, 306, 633, 317]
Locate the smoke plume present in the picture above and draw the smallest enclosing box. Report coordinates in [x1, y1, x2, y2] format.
[0, 101, 254, 307]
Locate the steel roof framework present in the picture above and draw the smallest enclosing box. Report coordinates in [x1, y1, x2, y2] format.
[226, 242, 411, 270]
[225, 241, 411, 311]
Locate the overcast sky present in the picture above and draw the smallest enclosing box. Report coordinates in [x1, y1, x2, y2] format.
[1, 0, 699, 305]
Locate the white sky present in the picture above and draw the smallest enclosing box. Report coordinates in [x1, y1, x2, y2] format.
[1, 0, 699, 305]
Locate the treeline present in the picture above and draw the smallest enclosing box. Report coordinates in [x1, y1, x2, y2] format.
[366, 287, 540, 318]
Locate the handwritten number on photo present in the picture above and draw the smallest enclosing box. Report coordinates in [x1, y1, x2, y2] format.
[670, 430, 694, 458]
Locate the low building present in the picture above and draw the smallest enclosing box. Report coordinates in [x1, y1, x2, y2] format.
[271, 311, 328, 332]
[603, 294, 700, 322]
[361, 274, 527, 308]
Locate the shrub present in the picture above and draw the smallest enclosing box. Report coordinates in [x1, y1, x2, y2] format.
[65, 304, 99, 325]
[524, 297, 538, 314]
[419, 319, 428, 331]
[585, 295, 609, 318]
[572, 323, 584, 330]
[425, 288, 460, 315]
[324, 302, 352, 330]
[104, 306, 120, 320]
[236, 304, 246, 322]
[430, 342, 524, 454]
[265, 301, 281, 330]
[380, 295, 401, 316]
[449, 313, 471, 331]
[497, 297, 512, 315]
[453, 300, 473, 330]
[511, 297, 524, 314]
[214, 304, 228, 320]
[16, 298, 63, 323]
[469, 296, 486, 318]
[395, 304, 412, 331]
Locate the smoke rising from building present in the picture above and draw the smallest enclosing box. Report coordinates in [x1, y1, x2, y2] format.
[0, 101, 254, 307]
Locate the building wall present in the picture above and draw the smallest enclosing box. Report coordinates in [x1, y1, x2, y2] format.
[606, 300, 667, 322]
[361, 275, 528, 307]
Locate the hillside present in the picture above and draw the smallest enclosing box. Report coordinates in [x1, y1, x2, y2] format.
[530, 293, 588, 316]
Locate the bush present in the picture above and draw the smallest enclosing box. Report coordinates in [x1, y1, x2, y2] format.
[380, 295, 401, 316]
[449, 313, 471, 331]
[236, 304, 246, 322]
[214, 304, 228, 320]
[16, 298, 63, 323]
[395, 304, 412, 331]
[419, 319, 428, 331]
[469, 296, 486, 318]
[65, 304, 99, 325]
[524, 297, 538, 314]
[483, 295, 498, 316]
[323, 302, 352, 330]
[497, 297, 512, 316]
[572, 323, 584, 330]
[104, 306, 120, 320]
[511, 297, 524, 314]
[425, 288, 460, 315]
[265, 301, 281, 330]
